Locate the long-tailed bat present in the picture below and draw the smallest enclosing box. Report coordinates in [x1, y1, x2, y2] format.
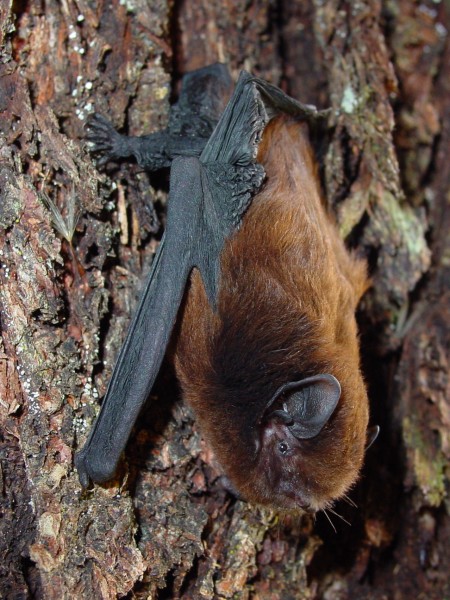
[76, 64, 372, 513]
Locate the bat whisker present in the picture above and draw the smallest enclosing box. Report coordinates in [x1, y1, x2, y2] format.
[328, 507, 351, 527]
[322, 509, 337, 533]
[342, 494, 357, 508]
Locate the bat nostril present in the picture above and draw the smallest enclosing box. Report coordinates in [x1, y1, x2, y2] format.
[296, 500, 316, 515]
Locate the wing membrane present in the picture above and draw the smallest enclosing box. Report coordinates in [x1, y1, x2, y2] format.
[76, 158, 204, 485]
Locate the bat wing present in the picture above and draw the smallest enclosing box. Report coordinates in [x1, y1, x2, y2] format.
[76, 70, 327, 487]
[252, 76, 330, 122]
[76, 74, 265, 486]
[76, 157, 205, 485]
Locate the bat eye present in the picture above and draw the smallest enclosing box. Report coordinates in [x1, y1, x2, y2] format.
[278, 441, 289, 455]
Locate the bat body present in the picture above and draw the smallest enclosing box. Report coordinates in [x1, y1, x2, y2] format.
[76, 65, 370, 513]
[175, 116, 369, 511]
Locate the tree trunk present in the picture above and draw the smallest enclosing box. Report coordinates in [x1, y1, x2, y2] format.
[0, 0, 448, 598]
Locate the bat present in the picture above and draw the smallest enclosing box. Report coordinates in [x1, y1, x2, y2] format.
[76, 64, 373, 513]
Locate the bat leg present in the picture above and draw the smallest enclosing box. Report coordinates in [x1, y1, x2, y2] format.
[86, 115, 210, 170]
[85, 113, 173, 170]
[168, 63, 233, 137]
[86, 64, 233, 171]
[85, 113, 135, 165]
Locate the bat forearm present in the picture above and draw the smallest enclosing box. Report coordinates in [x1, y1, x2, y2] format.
[86, 118, 209, 170]
[131, 133, 207, 170]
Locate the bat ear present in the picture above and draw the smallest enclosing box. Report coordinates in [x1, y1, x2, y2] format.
[267, 374, 341, 440]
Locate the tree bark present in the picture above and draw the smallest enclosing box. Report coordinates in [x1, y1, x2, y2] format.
[0, 0, 448, 598]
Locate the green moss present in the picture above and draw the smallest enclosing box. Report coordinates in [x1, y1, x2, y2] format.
[403, 417, 446, 506]
[380, 192, 428, 258]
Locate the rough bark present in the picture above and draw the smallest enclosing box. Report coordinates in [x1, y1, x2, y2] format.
[0, 0, 448, 598]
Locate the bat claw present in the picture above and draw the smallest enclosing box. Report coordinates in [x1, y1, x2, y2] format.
[85, 112, 114, 130]
[85, 113, 130, 165]
[74, 451, 91, 488]
[96, 156, 110, 168]
[75, 447, 119, 487]
[87, 141, 114, 152]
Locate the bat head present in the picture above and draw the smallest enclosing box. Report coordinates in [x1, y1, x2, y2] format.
[252, 374, 352, 512]
[214, 364, 370, 513]
[177, 281, 370, 514]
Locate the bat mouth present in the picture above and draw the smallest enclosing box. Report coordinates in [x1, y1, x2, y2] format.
[274, 479, 316, 512]
[254, 484, 318, 513]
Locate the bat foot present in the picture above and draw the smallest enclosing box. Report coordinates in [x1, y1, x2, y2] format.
[85, 113, 132, 165]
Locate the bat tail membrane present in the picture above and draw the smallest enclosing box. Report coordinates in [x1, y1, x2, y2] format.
[200, 72, 330, 170]
[170, 63, 233, 133]
[252, 77, 332, 123]
[200, 71, 266, 166]
[75, 157, 205, 486]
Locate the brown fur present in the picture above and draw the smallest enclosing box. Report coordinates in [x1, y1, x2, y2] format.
[174, 116, 369, 512]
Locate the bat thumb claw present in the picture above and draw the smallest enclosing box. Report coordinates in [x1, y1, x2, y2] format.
[75, 447, 120, 486]
[74, 451, 92, 488]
